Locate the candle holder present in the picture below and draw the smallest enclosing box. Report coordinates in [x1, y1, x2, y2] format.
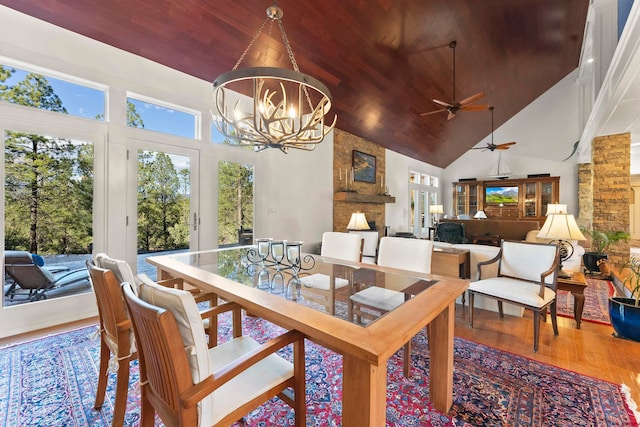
[246, 238, 315, 272]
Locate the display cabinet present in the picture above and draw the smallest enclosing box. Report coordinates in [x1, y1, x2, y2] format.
[454, 181, 480, 217]
[452, 176, 559, 220]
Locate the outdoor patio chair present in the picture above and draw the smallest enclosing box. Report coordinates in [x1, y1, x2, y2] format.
[4, 250, 89, 302]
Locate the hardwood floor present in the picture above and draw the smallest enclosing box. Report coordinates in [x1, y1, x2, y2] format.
[2, 305, 640, 409]
[455, 303, 640, 406]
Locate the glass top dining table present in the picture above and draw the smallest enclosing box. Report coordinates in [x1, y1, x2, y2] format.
[159, 246, 440, 325]
[146, 246, 468, 426]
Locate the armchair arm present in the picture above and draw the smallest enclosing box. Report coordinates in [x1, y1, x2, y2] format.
[537, 251, 560, 297]
[180, 329, 305, 409]
[200, 301, 243, 348]
[477, 249, 502, 280]
[157, 277, 184, 289]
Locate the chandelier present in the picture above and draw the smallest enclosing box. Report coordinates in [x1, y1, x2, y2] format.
[212, 2, 336, 153]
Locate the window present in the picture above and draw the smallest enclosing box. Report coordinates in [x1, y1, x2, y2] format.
[218, 161, 254, 246]
[4, 130, 94, 306]
[0, 64, 105, 120]
[127, 95, 198, 139]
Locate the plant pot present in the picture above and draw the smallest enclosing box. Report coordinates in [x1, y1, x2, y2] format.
[609, 297, 640, 342]
[583, 252, 607, 275]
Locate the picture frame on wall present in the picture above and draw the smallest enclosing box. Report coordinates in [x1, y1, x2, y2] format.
[352, 150, 376, 183]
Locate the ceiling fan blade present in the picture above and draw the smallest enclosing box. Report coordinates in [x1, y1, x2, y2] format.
[459, 91, 485, 106]
[469, 147, 489, 150]
[419, 108, 448, 116]
[495, 142, 517, 150]
[461, 104, 490, 112]
[432, 98, 454, 108]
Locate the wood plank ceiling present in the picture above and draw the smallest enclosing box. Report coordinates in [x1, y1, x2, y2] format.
[0, 0, 589, 168]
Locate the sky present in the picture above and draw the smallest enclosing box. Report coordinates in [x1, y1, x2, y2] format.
[2, 65, 209, 141]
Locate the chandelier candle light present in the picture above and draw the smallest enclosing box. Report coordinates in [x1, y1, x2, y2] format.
[212, 2, 336, 153]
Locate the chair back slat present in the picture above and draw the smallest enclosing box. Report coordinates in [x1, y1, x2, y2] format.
[122, 284, 198, 426]
[87, 261, 131, 354]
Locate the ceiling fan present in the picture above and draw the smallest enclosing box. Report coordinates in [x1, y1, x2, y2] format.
[420, 41, 490, 120]
[471, 106, 517, 151]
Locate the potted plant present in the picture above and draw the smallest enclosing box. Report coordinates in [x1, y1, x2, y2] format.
[610, 256, 640, 341]
[581, 229, 630, 274]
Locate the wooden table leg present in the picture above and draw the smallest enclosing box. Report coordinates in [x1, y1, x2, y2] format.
[572, 291, 585, 329]
[342, 354, 387, 426]
[428, 302, 455, 413]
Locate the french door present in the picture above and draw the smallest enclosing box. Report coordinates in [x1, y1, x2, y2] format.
[126, 141, 199, 279]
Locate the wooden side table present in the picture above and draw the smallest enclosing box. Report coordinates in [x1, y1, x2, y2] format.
[557, 271, 587, 329]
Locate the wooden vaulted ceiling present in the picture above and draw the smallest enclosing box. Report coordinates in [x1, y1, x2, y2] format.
[0, 0, 588, 168]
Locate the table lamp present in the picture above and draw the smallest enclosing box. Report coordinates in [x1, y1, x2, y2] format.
[474, 210, 487, 219]
[429, 205, 444, 225]
[546, 203, 567, 215]
[347, 212, 370, 230]
[537, 213, 586, 278]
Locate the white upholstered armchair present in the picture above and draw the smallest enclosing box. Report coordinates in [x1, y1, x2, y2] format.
[468, 240, 560, 352]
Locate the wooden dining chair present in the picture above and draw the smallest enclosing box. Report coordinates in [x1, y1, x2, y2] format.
[96, 252, 220, 348]
[299, 231, 363, 315]
[122, 277, 306, 426]
[86, 260, 137, 427]
[349, 236, 434, 376]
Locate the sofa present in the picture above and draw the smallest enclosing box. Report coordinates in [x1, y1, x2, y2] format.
[439, 218, 540, 242]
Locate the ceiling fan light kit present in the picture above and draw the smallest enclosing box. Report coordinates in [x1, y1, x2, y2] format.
[420, 40, 490, 120]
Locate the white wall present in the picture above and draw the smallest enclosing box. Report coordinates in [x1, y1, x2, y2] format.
[385, 150, 444, 235]
[444, 70, 582, 217]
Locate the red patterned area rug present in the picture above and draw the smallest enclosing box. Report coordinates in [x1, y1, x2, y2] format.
[1, 318, 638, 426]
[556, 276, 614, 325]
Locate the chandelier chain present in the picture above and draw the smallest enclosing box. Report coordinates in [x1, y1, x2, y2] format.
[277, 18, 299, 72]
[232, 16, 269, 70]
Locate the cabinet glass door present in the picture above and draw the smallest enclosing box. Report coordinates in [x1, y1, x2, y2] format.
[524, 182, 537, 217]
[468, 184, 478, 216]
[540, 182, 553, 216]
[456, 185, 467, 216]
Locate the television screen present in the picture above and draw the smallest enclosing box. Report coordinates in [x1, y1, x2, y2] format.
[485, 186, 518, 204]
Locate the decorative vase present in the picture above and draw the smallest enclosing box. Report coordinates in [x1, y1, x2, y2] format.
[609, 297, 640, 342]
[583, 252, 608, 275]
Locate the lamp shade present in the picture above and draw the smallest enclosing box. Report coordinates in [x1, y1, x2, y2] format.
[347, 212, 370, 230]
[429, 205, 444, 214]
[537, 214, 586, 241]
[546, 204, 567, 215]
[474, 210, 488, 219]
